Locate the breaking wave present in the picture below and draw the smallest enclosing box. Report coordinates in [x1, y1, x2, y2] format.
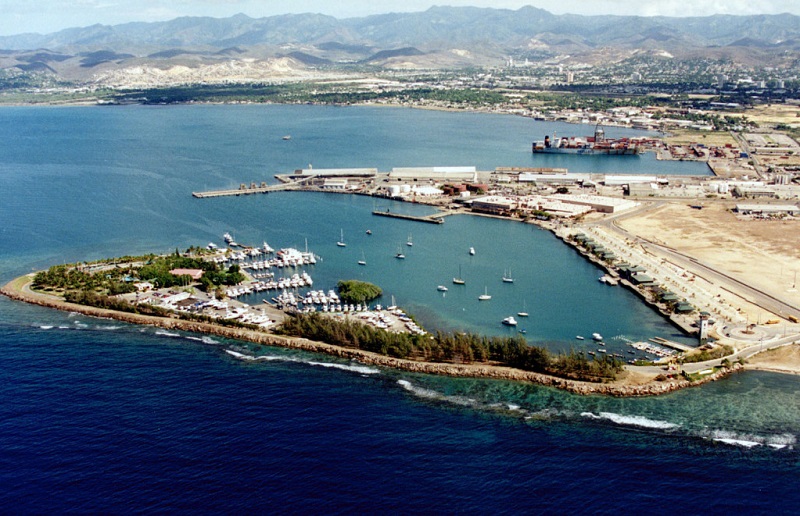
[186, 335, 220, 345]
[154, 330, 181, 338]
[225, 349, 380, 375]
[706, 430, 796, 449]
[396, 380, 477, 407]
[581, 411, 680, 430]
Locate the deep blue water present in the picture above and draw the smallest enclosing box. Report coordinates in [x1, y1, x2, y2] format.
[0, 105, 796, 513]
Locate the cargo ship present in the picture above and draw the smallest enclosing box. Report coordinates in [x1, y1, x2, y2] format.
[532, 124, 641, 155]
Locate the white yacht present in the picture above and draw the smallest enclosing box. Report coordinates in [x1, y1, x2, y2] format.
[478, 286, 491, 301]
[437, 285, 448, 292]
[337, 229, 346, 247]
[469, 247, 475, 256]
[502, 316, 518, 326]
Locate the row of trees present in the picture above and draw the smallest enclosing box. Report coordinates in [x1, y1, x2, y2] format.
[277, 313, 624, 381]
[33, 251, 245, 296]
[33, 264, 137, 295]
[137, 251, 244, 290]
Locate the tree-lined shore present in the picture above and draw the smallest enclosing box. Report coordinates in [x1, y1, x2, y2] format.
[1, 273, 742, 397]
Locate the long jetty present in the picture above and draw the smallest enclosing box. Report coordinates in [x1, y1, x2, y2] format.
[371, 210, 445, 224]
[192, 182, 300, 198]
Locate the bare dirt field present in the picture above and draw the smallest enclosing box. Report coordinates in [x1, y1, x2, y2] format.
[746, 104, 800, 127]
[662, 129, 736, 147]
[617, 202, 800, 319]
[747, 344, 800, 375]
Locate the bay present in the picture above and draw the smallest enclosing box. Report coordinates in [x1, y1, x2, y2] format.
[0, 104, 796, 513]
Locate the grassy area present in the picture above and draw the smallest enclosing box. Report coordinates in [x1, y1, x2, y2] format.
[662, 128, 737, 147]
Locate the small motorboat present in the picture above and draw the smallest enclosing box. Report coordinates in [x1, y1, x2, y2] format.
[502, 316, 517, 326]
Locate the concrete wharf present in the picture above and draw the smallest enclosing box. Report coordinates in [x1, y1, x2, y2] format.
[371, 210, 445, 224]
[192, 182, 301, 198]
[649, 336, 693, 352]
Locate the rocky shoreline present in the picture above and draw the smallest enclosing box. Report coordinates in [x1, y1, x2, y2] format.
[1, 275, 741, 397]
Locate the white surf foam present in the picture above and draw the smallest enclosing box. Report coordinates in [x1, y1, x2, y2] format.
[307, 361, 380, 375]
[714, 438, 762, 448]
[581, 411, 680, 430]
[154, 330, 181, 338]
[708, 430, 795, 449]
[177, 335, 220, 345]
[396, 380, 475, 406]
[225, 349, 379, 374]
[397, 379, 440, 399]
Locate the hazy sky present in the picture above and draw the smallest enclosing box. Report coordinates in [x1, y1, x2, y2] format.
[2, 0, 800, 37]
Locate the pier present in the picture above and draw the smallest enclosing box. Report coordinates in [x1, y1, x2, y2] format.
[649, 336, 694, 352]
[192, 182, 301, 198]
[371, 210, 445, 224]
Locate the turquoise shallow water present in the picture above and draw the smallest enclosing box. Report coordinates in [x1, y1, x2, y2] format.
[0, 105, 796, 512]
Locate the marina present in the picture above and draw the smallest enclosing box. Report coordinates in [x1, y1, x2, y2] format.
[1, 103, 797, 516]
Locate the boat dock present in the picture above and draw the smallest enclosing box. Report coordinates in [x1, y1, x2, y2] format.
[649, 336, 693, 352]
[371, 210, 445, 224]
[192, 182, 301, 198]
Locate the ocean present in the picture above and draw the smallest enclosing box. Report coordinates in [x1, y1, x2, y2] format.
[0, 104, 797, 513]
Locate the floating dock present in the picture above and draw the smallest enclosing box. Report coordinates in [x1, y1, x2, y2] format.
[371, 210, 445, 224]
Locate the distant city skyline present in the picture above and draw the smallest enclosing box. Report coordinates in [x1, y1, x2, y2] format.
[2, 0, 799, 37]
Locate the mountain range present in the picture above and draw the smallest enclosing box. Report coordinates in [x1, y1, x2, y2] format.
[2, 6, 799, 83]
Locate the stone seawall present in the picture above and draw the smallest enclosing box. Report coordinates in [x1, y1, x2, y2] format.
[2, 277, 740, 397]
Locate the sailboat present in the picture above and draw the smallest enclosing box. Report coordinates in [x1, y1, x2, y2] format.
[395, 246, 405, 259]
[502, 268, 514, 283]
[406, 233, 413, 246]
[358, 251, 366, 266]
[478, 286, 491, 301]
[337, 229, 346, 247]
[453, 264, 465, 285]
[517, 300, 529, 318]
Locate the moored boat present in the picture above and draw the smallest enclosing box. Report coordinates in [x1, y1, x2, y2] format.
[478, 286, 491, 301]
[502, 316, 517, 326]
[453, 264, 465, 285]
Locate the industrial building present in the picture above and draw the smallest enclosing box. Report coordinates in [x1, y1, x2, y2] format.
[735, 204, 799, 216]
[548, 194, 639, 213]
